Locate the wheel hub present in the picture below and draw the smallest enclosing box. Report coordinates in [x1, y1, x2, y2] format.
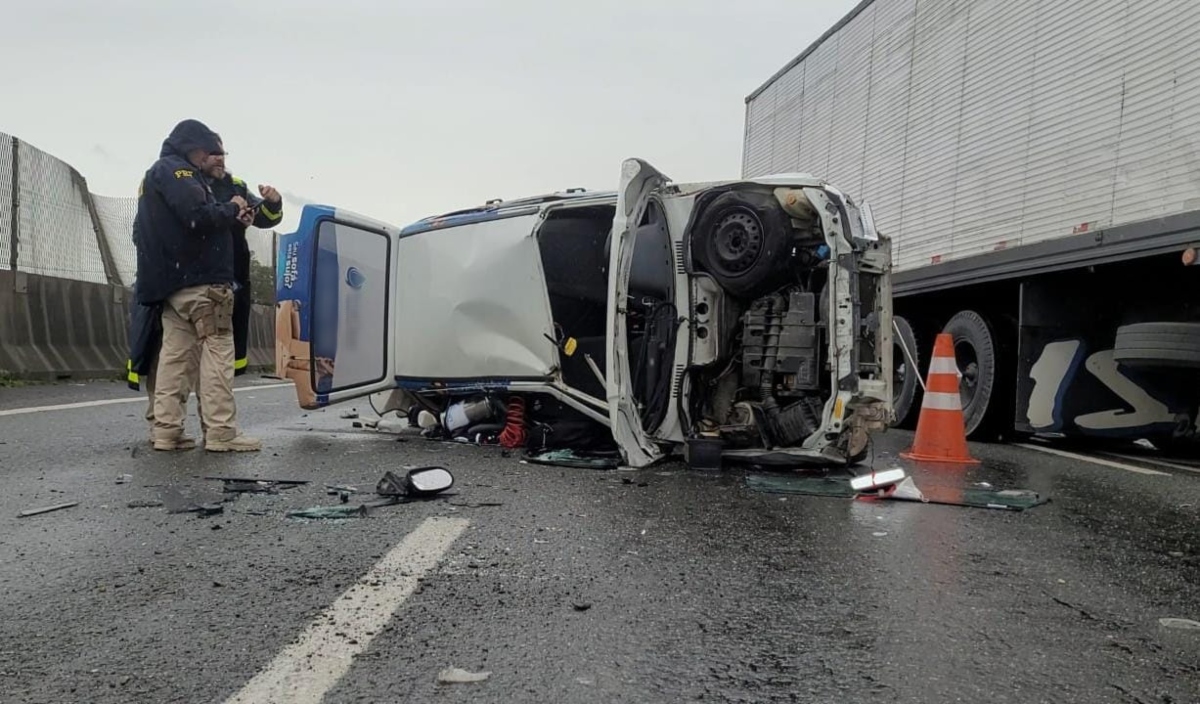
[711, 210, 764, 274]
[954, 341, 979, 408]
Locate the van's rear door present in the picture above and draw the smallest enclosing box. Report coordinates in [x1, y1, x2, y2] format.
[275, 205, 399, 409]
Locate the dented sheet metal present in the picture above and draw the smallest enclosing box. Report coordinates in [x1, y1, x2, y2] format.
[393, 214, 557, 380]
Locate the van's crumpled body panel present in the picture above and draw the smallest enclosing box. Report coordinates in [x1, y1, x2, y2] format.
[277, 160, 893, 468]
[392, 213, 557, 381]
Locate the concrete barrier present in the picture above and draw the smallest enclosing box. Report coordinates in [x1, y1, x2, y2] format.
[0, 270, 276, 381]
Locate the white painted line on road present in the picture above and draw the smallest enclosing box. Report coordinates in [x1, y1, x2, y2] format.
[0, 383, 295, 418]
[1014, 443, 1170, 476]
[1100, 452, 1200, 476]
[223, 517, 470, 704]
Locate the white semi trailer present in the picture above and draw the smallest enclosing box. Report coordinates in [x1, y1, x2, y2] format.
[743, 0, 1200, 452]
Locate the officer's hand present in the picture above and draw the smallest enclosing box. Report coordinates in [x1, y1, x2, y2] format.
[238, 209, 254, 226]
[230, 195, 249, 210]
[259, 185, 282, 204]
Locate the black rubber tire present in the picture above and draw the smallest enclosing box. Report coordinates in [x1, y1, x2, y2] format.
[943, 310, 998, 438]
[690, 191, 793, 300]
[1113, 322, 1200, 369]
[891, 316, 920, 427]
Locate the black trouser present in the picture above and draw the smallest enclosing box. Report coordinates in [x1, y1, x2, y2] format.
[233, 281, 252, 376]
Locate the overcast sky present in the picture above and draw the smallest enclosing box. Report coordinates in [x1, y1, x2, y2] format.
[3, 0, 858, 234]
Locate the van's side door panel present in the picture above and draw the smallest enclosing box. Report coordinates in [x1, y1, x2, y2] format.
[276, 205, 399, 409]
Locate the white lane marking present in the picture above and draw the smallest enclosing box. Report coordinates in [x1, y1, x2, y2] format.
[224, 517, 470, 704]
[0, 383, 294, 418]
[1100, 452, 1200, 476]
[1014, 443, 1170, 476]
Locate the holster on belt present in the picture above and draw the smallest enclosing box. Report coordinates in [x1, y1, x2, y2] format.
[196, 285, 234, 339]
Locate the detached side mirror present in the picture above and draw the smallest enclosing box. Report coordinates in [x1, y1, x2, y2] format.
[377, 466, 455, 499]
[407, 467, 454, 496]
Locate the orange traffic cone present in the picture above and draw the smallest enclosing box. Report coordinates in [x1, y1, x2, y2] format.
[901, 333, 980, 465]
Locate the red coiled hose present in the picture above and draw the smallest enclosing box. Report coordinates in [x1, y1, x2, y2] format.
[499, 396, 527, 449]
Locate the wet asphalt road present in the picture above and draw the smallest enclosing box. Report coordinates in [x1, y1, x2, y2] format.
[1, 378, 1198, 704]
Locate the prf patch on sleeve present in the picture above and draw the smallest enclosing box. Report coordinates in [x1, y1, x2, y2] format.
[174, 169, 194, 179]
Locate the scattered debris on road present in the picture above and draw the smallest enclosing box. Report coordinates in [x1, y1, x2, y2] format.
[288, 504, 370, 520]
[527, 449, 620, 470]
[161, 487, 226, 516]
[126, 499, 164, 509]
[18, 501, 79, 518]
[447, 501, 504, 508]
[115, 474, 132, 485]
[204, 476, 310, 487]
[746, 469, 1050, 511]
[339, 409, 359, 419]
[219, 479, 306, 495]
[437, 667, 491, 685]
[1158, 618, 1200, 630]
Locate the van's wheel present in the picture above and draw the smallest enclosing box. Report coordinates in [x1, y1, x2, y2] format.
[1113, 322, 1200, 369]
[891, 316, 920, 427]
[690, 191, 793, 299]
[943, 311, 1000, 438]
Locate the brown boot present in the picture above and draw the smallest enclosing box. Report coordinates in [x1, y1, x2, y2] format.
[205, 434, 262, 453]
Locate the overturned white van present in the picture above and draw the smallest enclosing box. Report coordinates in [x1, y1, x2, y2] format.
[275, 159, 894, 468]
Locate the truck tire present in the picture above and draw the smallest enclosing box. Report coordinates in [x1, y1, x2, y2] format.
[891, 316, 920, 427]
[690, 191, 793, 299]
[1113, 322, 1200, 369]
[943, 311, 998, 438]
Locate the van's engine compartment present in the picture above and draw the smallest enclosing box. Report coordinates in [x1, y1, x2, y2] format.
[685, 186, 842, 453]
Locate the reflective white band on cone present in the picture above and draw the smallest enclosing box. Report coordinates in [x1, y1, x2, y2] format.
[921, 391, 963, 411]
[928, 357, 960, 375]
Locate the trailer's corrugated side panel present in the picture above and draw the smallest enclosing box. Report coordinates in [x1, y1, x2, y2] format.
[1111, 0, 1192, 226]
[859, 0, 918, 248]
[823, 2, 878, 193]
[743, 0, 1200, 274]
[896, 0, 970, 269]
[1169, 5, 1200, 216]
[1018, 0, 1126, 249]
[743, 82, 777, 178]
[797, 39, 840, 178]
[771, 66, 806, 174]
[948, 0, 1039, 258]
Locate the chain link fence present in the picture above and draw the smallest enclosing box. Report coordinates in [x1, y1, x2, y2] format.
[1, 131, 278, 300]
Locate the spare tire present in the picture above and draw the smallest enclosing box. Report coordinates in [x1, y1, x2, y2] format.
[1113, 322, 1200, 369]
[690, 191, 793, 299]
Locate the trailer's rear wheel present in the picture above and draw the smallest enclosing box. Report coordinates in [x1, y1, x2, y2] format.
[943, 311, 999, 438]
[1113, 322, 1200, 369]
[891, 316, 920, 427]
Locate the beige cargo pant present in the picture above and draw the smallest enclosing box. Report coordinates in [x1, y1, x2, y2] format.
[143, 350, 203, 433]
[152, 284, 239, 443]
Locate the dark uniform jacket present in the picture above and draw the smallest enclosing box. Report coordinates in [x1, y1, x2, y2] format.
[126, 120, 266, 389]
[133, 120, 241, 305]
[127, 171, 283, 390]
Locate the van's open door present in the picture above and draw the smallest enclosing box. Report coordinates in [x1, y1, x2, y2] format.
[275, 205, 399, 409]
[606, 158, 670, 467]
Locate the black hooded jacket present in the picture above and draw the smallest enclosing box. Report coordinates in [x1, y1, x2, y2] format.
[132, 119, 242, 305]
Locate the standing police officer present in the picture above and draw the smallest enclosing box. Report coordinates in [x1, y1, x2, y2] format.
[132, 119, 261, 452]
